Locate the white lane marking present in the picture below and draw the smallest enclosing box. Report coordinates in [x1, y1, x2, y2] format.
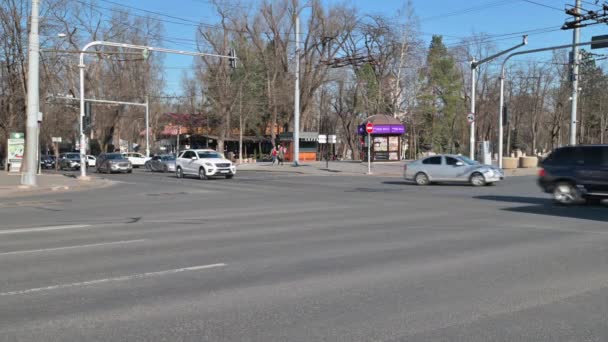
[0, 263, 226, 296]
[0, 239, 147, 256]
[0, 224, 91, 235]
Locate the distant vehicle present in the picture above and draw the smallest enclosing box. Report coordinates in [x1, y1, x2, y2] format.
[538, 145, 608, 205]
[404, 154, 504, 186]
[40, 155, 56, 169]
[59, 153, 81, 171]
[122, 152, 150, 168]
[96, 153, 132, 174]
[86, 155, 96, 167]
[145, 154, 176, 172]
[175, 149, 236, 180]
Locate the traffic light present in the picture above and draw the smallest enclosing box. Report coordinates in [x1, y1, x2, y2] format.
[229, 48, 237, 69]
[84, 101, 92, 133]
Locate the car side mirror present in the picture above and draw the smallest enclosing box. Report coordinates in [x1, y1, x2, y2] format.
[455, 161, 464, 166]
[191, 156, 197, 160]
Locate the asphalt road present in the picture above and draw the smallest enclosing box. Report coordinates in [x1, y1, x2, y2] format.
[1, 169, 607, 341]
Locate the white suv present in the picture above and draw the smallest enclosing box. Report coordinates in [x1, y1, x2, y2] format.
[122, 152, 150, 168]
[176, 149, 236, 180]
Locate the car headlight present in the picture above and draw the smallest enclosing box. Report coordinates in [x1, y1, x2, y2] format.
[204, 162, 214, 167]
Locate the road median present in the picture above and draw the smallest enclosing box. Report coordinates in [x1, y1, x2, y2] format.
[0, 172, 114, 198]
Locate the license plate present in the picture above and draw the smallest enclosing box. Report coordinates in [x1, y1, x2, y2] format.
[220, 170, 229, 173]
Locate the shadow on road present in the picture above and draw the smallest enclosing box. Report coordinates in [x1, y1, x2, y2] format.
[475, 195, 608, 223]
[382, 181, 477, 187]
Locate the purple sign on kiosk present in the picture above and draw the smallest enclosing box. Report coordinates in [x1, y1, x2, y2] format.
[358, 124, 405, 135]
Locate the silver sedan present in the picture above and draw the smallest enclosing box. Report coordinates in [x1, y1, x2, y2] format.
[145, 155, 176, 172]
[404, 154, 504, 186]
[96, 153, 133, 174]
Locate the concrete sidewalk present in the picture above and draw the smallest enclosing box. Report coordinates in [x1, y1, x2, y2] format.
[237, 160, 540, 177]
[0, 172, 114, 198]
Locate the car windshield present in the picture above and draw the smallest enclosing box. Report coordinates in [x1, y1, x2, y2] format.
[66, 154, 79, 159]
[197, 151, 223, 159]
[458, 156, 479, 165]
[105, 154, 124, 160]
[161, 156, 175, 161]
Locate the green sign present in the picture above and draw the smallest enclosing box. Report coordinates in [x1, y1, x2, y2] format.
[9, 132, 24, 139]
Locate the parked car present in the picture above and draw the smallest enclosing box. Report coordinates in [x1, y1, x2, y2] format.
[40, 155, 56, 169]
[86, 155, 96, 168]
[538, 145, 608, 205]
[122, 152, 150, 168]
[175, 149, 236, 180]
[404, 154, 504, 186]
[96, 153, 132, 174]
[59, 153, 81, 171]
[145, 154, 176, 172]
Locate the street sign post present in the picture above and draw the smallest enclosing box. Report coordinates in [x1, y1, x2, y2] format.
[366, 123, 373, 174]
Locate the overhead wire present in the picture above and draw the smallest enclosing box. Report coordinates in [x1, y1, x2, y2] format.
[521, 0, 564, 12]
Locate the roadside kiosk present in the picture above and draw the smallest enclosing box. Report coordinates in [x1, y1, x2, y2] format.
[358, 115, 405, 161]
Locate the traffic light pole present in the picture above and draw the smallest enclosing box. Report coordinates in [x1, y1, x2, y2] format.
[50, 96, 150, 157]
[498, 37, 608, 168]
[469, 35, 527, 161]
[78, 41, 235, 178]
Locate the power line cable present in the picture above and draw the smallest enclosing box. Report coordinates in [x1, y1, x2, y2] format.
[521, 0, 563, 11]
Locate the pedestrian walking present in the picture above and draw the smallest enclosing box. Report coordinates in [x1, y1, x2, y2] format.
[278, 145, 285, 166]
[271, 146, 278, 166]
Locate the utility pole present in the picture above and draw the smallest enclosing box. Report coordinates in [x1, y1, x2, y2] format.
[570, 0, 582, 145]
[22, 0, 40, 186]
[293, 10, 301, 166]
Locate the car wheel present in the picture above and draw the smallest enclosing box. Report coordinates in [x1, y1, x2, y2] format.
[470, 172, 486, 187]
[145, 163, 151, 171]
[226, 174, 234, 179]
[163, 165, 168, 173]
[199, 167, 207, 180]
[176, 167, 183, 179]
[127, 169, 132, 174]
[553, 182, 580, 205]
[414, 172, 429, 186]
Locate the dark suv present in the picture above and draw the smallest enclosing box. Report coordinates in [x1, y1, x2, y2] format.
[538, 145, 608, 205]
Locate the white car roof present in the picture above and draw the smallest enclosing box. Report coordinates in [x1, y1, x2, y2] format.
[190, 149, 216, 152]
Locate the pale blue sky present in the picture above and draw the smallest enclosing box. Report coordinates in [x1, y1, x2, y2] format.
[93, 0, 608, 93]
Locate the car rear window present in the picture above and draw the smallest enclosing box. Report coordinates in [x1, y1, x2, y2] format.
[545, 146, 608, 166]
